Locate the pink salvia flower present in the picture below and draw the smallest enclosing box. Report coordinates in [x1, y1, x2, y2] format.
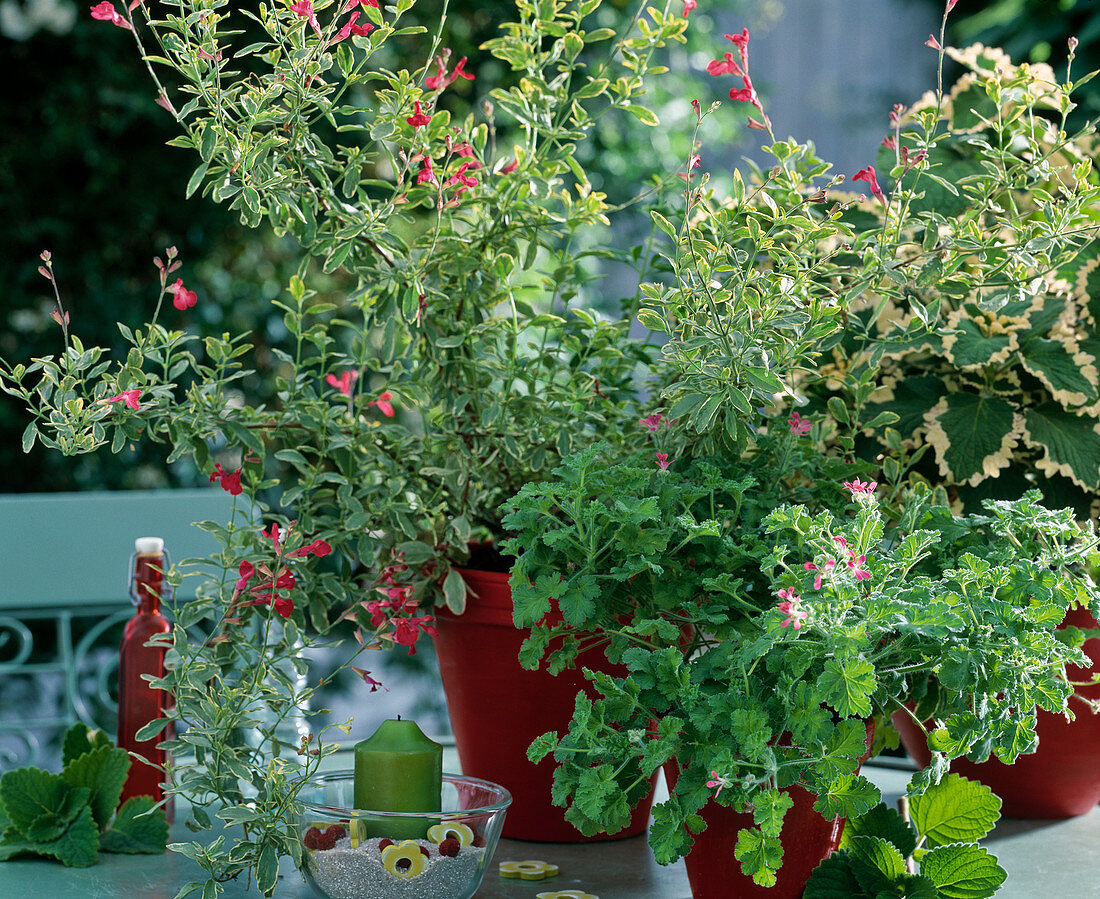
[925, 33, 941, 50]
[655, 452, 672, 471]
[725, 28, 749, 49]
[500, 157, 519, 175]
[370, 390, 395, 417]
[406, 100, 432, 128]
[946, 0, 958, 11]
[682, 0, 696, 14]
[210, 463, 243, 496]
[169, 278, 197, 311]
[90, 1, 130, 29]
[882, 135, 896, 150]
[416, 157, 437, 185]
[105, 390, 142, 410]
[706, 52, 743, 77]
[326, 370, 358, 397]
[289, 539, 333, 558]
[853, 165, 886, 204]
[235, 560, 255, 592]
[331, 11, 373, 43]
[289, 0, 321, 38]
[787, 411, 811, 436]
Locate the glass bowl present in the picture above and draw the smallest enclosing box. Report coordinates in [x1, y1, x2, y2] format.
[296, 771, 511, 899]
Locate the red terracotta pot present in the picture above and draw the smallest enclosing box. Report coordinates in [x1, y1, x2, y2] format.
[662, 770, 842, 899]
[893, 606, 1100, 819]
[662, 725, 873, 899]
[432, 567, 658, 842]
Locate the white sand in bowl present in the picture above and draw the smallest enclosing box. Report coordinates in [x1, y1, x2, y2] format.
[305, 836, 486, 899]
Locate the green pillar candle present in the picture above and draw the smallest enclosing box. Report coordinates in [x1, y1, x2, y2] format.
[353, 717, 443, 840]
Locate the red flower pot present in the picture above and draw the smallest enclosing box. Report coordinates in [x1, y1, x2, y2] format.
[662, 725, 873, 899]
[432, 567, 657, 842]
[893, 606, 1100, 818]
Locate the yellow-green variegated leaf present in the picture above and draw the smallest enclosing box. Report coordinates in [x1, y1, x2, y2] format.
[941, 317, 1018, 370]
[924, 393, 1019, 487]
[1021, 402, 1100, 490]
[1019, 337, 1099, 408]
[1075, 258, 1100, 327]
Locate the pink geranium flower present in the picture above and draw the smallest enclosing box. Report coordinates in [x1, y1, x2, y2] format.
[706, 770, 732, 796]
[105, 390, 142, 410]
[787, 411, 811, 436]
[776, 594, 809, 629]
[655, 452, 672, 470]
[843, 478, 878, 498]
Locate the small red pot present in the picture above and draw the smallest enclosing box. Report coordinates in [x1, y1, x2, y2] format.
[432, 567, 657, 842]
[663, 724, 873, 899]
[893, 606, 1100, 818]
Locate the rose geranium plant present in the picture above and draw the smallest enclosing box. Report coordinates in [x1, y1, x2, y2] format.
[507, 442, 1100, 888]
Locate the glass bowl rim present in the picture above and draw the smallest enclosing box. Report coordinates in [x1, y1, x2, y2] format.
[298, 770, 513, 818]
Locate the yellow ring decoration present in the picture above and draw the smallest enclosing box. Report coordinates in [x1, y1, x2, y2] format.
[499, 860, 560, 880]
[427, 821, 475, 846]
[535, 892, 598, 899]
[381, 840, 428, 879]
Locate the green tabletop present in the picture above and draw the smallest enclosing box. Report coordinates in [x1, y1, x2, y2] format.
[2, 759, 1098, 897]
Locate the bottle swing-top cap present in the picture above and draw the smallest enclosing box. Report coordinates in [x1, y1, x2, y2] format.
[134, 537, 165, 555]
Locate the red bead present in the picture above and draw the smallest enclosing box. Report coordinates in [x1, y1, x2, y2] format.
[438, 838, 460, 857]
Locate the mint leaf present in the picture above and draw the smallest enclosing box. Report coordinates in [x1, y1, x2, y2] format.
[841, 802, 917, 858]
[99, 796, 168, 854]
[848, 834, 907, 880]
[734, 826, 783, 886]
[909, 774, 1001, 847]
[62, 723, 92, 768]
[0, 827, 37, 862]
[32, 805, 99, 867]
[0, 767, 86, 833]
[804, 853, 866, 899]
[62, 745, 131, 830]
[921, 843, 1007, 899]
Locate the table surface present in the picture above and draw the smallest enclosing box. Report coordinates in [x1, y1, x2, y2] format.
[2, 758, 1099, 898]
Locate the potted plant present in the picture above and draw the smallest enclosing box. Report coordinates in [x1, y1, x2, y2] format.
[799, 40, 1100, 816]
[504, 440, 1100, 897]
[0, 0, 704, 860]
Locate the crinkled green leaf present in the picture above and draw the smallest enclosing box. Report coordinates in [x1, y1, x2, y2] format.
[817, 658, 876, 718]
[813, 774, 880, 820]
[751, 788, 793, 839]
[734, 826, 783, 886]
[921, 843, 1006, 899]
[909, 774, 1001, 847]
[62, 745, 131, 830]
[99, 796, 168, 854]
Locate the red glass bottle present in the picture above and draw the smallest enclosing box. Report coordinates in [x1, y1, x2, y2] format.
[118, 536, 173, 817]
